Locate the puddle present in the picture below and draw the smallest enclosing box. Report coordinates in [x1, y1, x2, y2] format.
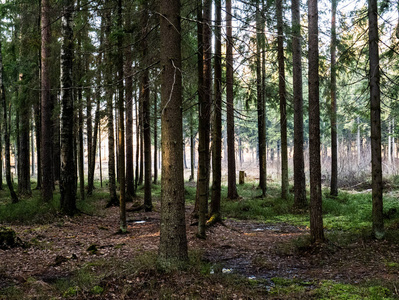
[134, 221, 146, 224]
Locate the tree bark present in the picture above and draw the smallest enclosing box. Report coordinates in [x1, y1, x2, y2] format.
[256, 0, 266, 197]
[197, 0, 212, 238]
[369, 0, 384, 238]
[210, 0, 222, 222]
[141, 3, 152, 212]
[308, 0, 324, 243]
[40, 0, 53, 202]
[0, 41, 18, 203]
[158, 0, 188, 266]
[60, 0, 76, 216]
[125, 33, 135, 198]
[117, 0, 126, 231]
[330, 0, 338, 197]
[277, 0, 288, 200]
[226, 0, 239, 200]
[153, 88, 158, 185]
[292, 0, 307, 209]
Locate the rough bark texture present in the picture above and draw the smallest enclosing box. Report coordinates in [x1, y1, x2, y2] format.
[158, 0, 188, 266]
[210, 0, 222, 221]
[117, 0, 126, 232]
[197, 0, 212, 238]
[292, 0, 307, 209]
[308, 0, 324, 243]
[0, 41, 18, 203]
[141, 4, 152, 212]
[226, 0, 239, 200]
[369, 0, 384, 238]
[60, 1, 76, 216]
[330, 0, 338, 197]
[256, 1, 266, 197]
[18, 79, 31, 196]
[105, 9, 118, 206]
[193, 0, 203, 217]
[41, 0, 53, 202]
[277, 0, 288, 200]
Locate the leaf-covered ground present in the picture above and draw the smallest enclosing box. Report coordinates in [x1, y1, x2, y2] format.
[1, 193, 399, 299]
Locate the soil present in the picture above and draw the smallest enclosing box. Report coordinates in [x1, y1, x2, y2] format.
[1, 195, 399, 299]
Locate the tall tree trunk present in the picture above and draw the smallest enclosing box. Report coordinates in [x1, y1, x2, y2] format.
[18, 77, 31, 196]
[60, 0, 76, 216]
[308, 0, 324, 243]
[198, 0, 212, 238]
[105, 8, 118, 207]
[135, 94, 140, 189]
[138, 100, 144, 186]
[125, 29, 135, 198]
[78, 70, 85, 201]
[0, 41, 18, 203]
[41, 0, 53, 202]
[210, 0, 222, 223]
[153, 88, 158, 185]
[277, 0, 288, 200]
[189, 110, 195, 182]
[330, 0, 338, 197]
[117, 0, 126, 231]
[226, 0, 239, 200]
[256, 0, 266, 197]
[369, 0, 383, 238]
[158, 0, 188, 266]
[357, 116, 361, 167]
[193, 0, 203, 217]
[141, 3, 152, 212]
[292, 0, 306, 209]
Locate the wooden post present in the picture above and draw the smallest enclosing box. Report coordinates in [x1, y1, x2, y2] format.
[239, 171, 245, 185]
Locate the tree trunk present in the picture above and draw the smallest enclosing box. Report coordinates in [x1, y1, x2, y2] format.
[0, 41, 18, 203]
[41, 0, 53, 202]
[153, 88, 158, 185]
[369, 0, 384, 238]
[277, 0, 288, 200]
[141, 3, 152, 212]
[60, 1, 76, 216]
[105, 8, 118, 206]
[256, 1, 266, 197]
[193, 0, 203, 218]
[308, 0, 324, 243]
[135, 93, 140, 190]
[189, 110, 195, 182]
[197, 0, 212, 238]
[226, 0, 239, 200]
[292, 0, 306, 209]
[158, 0, 188, 266]
[117, 0, 126, 232]
[330, 0, 338, 197]
[18, 76, 31, 196]
[125, 34, 135, 198]
[210, 0, 222, 223]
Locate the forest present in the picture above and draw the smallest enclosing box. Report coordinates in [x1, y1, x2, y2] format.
[1, 0, 399, 298]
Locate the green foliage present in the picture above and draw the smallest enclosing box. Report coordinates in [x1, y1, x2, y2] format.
[0, 190, 59, 224]
[316, 281, 393, 300]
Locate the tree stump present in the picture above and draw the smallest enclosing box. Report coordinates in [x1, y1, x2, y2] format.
[239, 171, 245, 185]
[0, 227, 19, 249]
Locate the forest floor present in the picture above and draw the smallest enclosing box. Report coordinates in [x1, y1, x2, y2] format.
[1, 185, 399, 299]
